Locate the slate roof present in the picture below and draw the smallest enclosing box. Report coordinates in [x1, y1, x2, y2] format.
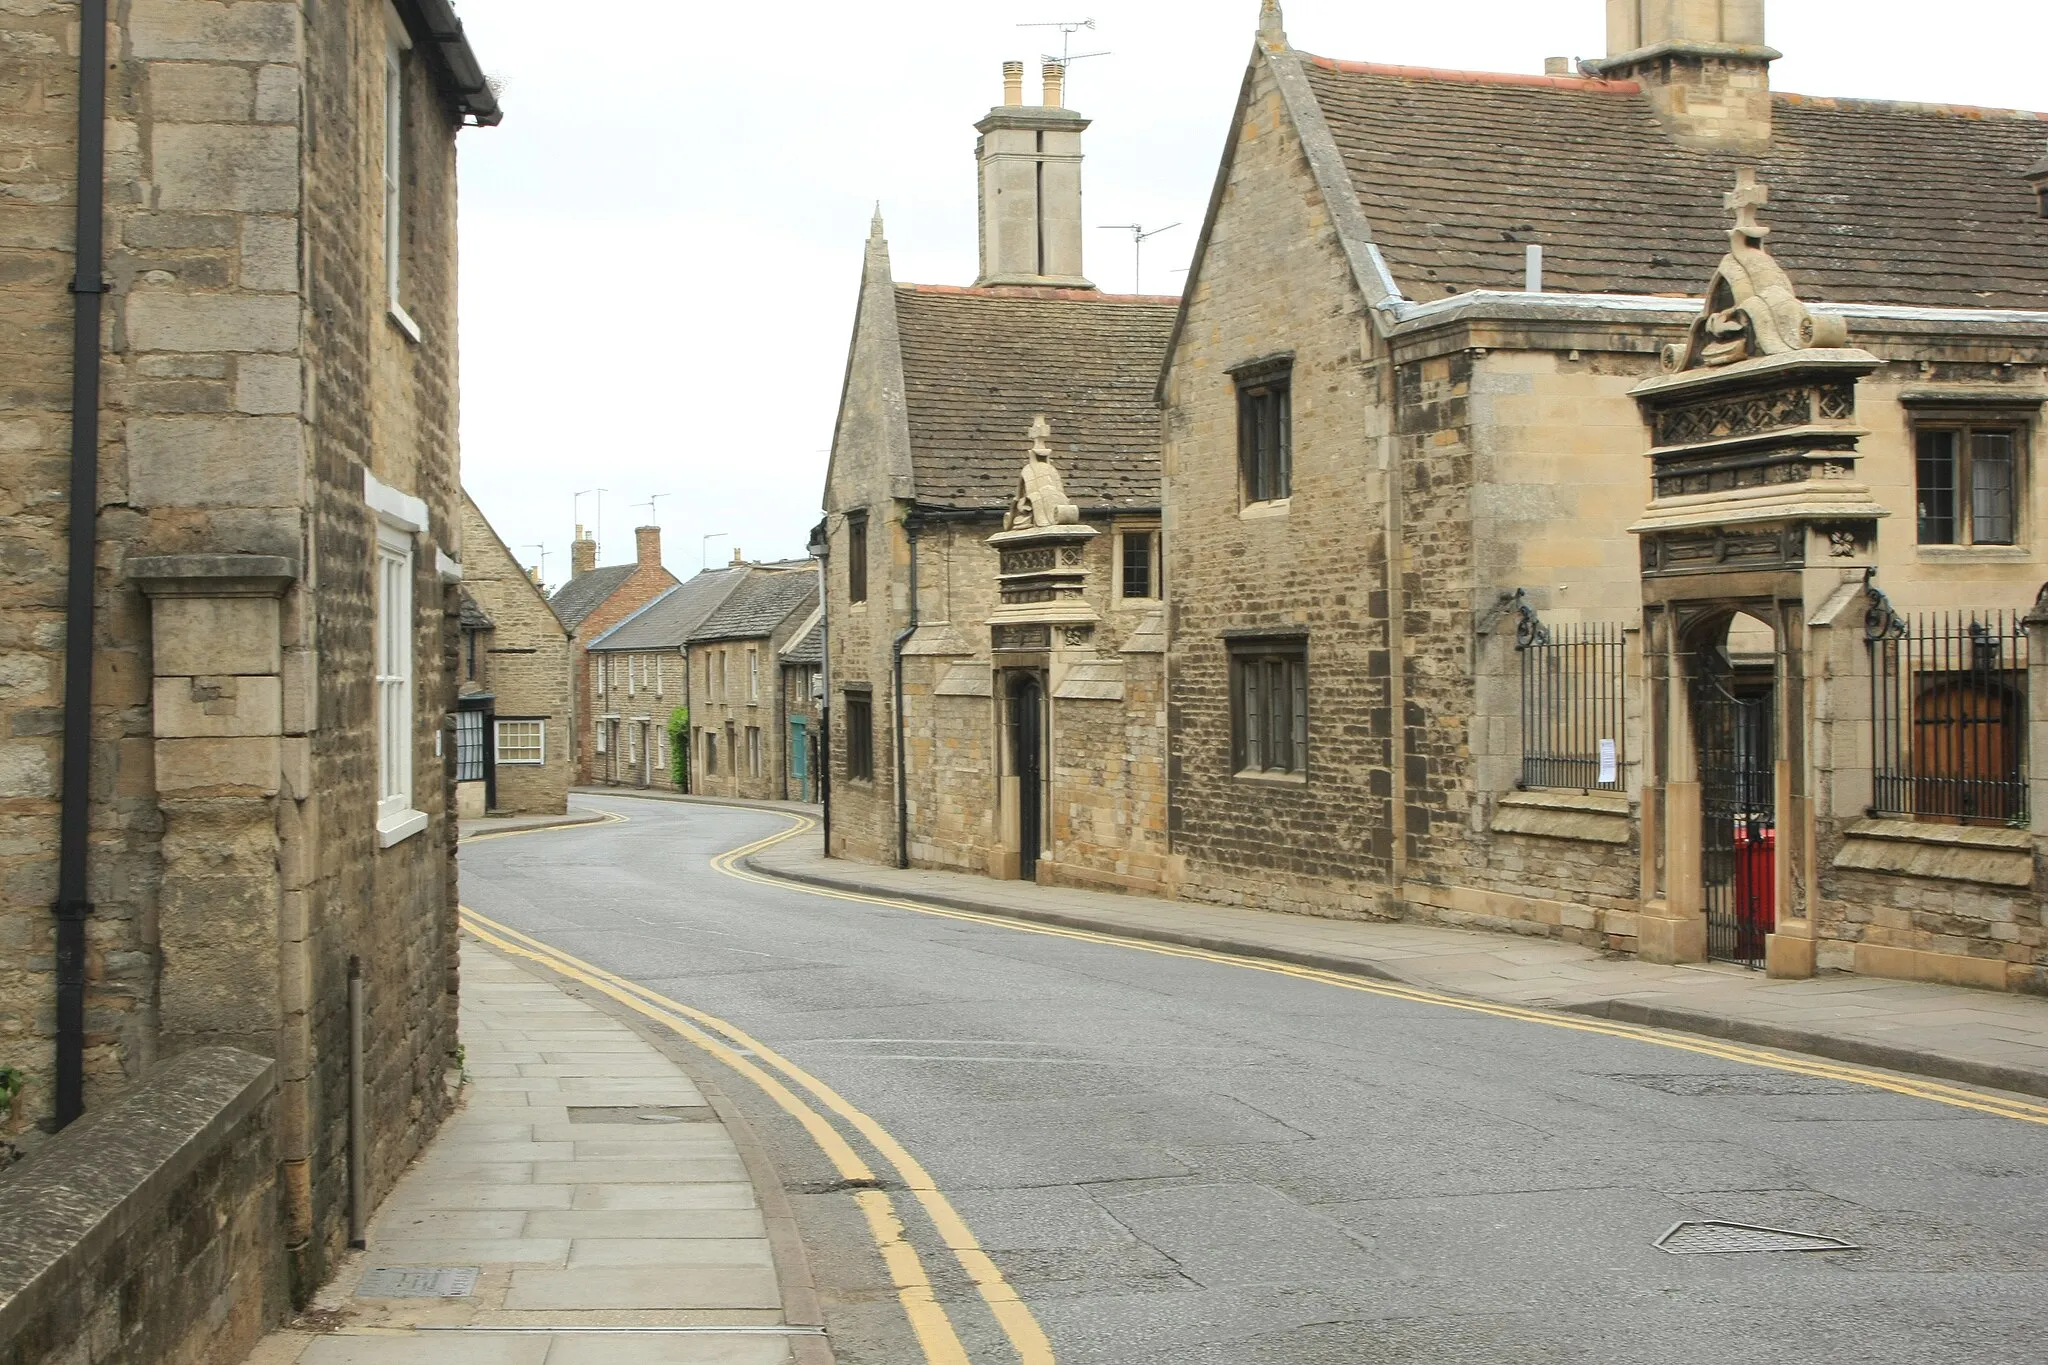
[548, 564, 636, 632]
[689, 570, 818, 645]
[1299, 59, 2048, 310]
[457, 592, 494, 631]
[781, 614, 824, 666]
[587, 568, 747, 652]
[894, 285, 1179, 513]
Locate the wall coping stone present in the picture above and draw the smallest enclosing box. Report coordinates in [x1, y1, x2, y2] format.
[1493, 788, 1634, 844]
[127, 554, 299, 599]
[0, 1048, 277, 1346]
[1835, 817, 2035, 888]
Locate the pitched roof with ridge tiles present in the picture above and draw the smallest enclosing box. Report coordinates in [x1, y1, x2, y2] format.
[587, 567, 747, 652]
[894, 285, 1180, 514]
[547, 564, 637, 632]
[1295, 58, 2048, 310]
[688, 569, 819, 645]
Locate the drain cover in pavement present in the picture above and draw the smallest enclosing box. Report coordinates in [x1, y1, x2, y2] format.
[567, 1105, 715, 1124]
[357, 1266, 480, 1298]
[1655, 1221, 1857, 1255]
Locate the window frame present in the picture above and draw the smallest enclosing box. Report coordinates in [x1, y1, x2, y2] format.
[1115, 523, 1161, 604]
[844, 689, 875, 782]
[382, 4, 419, 341]
[747, 725, 762, 778]
[1228, 636, 1309, 779]
[494, 718, 546, 766]
[846, 511, 869, 605]
[748, 647, 760, 705]
[1912, 414, 2028, 549]
[1232, 358, 1294, 508]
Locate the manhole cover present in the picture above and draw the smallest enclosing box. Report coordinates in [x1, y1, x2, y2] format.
[357, 1266, 480, 1298]
[1655, 1221, 1857, 1255]
[567, 1105, 714, 1124]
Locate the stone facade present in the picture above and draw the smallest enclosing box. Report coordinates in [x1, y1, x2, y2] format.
[780, 614, 824, 803]
[685, 569, 820, 804]
[456, 493, 572, 816]
[0, 0, 496, 1297]
[549, 526, 679, 785]
[1157, 2, 2048, 990]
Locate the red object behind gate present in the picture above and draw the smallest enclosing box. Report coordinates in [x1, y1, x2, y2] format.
[1734, 826, 1776, 944]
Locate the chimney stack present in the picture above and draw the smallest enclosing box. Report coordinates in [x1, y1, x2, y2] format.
[731, 547, 744, 566]
[974, 61, 1095, 290]
[1592, 0, 1776, 150]
[635, 525, 662, 570]
[570, 525, 597, 578]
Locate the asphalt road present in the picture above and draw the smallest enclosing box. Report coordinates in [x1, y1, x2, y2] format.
[461, 796, 2048, 1364]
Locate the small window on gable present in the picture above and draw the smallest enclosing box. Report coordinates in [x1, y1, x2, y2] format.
[847, 512, 869, 604]
[1233, 357, 1293, 505]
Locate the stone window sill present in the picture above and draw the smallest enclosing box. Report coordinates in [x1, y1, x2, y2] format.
[1240, 498, 1291, 521]
[377, 808, 429, 848]
[1233, 767, 1307, 785]
[1914, 544, 2031, 562]
[1832, 817, 2033, 888]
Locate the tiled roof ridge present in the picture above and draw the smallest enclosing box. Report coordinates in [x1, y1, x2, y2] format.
[901, 283, 1182, 305]
[1303, 55, 1640, 95]
[1774, 90, 2048, 122]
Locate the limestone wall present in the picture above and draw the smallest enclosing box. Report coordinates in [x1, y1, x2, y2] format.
[457, 498, 572, 815]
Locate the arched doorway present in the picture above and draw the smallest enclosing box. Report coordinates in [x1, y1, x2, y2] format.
[1007, 673, 1045, 880]
[1688, 611, 1777, 967]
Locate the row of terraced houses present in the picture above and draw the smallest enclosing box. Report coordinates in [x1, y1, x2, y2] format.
[819, 0, 2048, 996]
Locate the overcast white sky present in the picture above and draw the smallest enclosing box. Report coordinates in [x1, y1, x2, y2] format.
[452, 0, 2044, 591]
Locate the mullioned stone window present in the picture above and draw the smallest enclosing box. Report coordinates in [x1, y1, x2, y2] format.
[1229, 637, 1308, 777]
[1232, 355, 1294, 505]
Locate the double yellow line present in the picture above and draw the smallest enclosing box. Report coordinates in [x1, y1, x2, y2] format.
[711, 815, 2048, 1130]
[459, 900, 1054, 1365]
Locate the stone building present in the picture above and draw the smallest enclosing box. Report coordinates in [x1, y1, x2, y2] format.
[584, 562, 749, 789]
[455, 492, 572, 817]
[1159, 0, 2048, 989]
[685, 567, 819, 803]
[548, 523, 678, 783]
[0, 0, 498, 1315]
[780, 612, 824, 802]
[822, 63, 1178, 888]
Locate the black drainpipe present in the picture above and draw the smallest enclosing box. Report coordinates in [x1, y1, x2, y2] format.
[54, 0, 109, 1131]
[891, 511, 921, 869]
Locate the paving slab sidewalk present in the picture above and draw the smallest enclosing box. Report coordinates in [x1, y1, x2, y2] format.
[750, 838, 2048, 1101]
[458, 809, 612, 842]
[246, 942, 828, 1365]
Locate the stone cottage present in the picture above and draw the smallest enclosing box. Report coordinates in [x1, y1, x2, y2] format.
[821, 62, 1178, 889]
[549, 523, 678, 783]
[583, 562, 749, 789]
[0, 0, 498, 1336]
[780, 611, 824, 803]
[456, 492, 572, 817]
[1159, 0, 2048, 989]
[686, 566, 820, 803]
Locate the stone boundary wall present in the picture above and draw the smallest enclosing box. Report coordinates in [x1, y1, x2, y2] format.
[0, 1048, 284, 1365]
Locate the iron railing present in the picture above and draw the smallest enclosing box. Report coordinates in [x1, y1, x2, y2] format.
[1869, 605, 2029, 825]
[1519, 621, 1627, 791]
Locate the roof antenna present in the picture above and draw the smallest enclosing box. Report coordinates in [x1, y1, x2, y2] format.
[1019, 19, 1110, 89]
[573, 488, 606, 549]
[1097, 222, 1180, 295]
[521, 543, 549, 584]
[633, 494, 671, 527]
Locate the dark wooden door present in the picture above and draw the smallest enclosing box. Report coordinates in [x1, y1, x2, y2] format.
[1010, 675, 1044, 880]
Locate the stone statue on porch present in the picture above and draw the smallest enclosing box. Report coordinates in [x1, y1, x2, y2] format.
[1006, 415, 1081, 531]
[1665, 168, 1848, 372]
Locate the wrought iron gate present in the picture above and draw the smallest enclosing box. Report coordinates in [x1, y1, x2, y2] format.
[1694, 671, 1775, 967]
[1009, 674, 1044, 881]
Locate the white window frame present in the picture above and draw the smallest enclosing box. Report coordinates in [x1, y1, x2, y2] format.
[747, 726, 761, 778]
[748, 648, 760, 705]
[495, 719, 546, 766]
[367, 470, 429, 847]
[656, 655, 665, 697]
[594, 718, 607, 754]
[384, 4, 420, 342]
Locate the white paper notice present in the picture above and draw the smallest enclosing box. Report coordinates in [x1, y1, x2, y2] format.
[1597, 739, 1618, 785]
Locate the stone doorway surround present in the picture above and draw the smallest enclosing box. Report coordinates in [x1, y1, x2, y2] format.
[1626, 171, 1888, 976]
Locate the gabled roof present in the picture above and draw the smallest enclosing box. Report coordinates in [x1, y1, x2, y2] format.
[781, 612, 824, 666]
[689, 570, 818, 645]
[457, 592, 495, 631]
[894, 285, 1179, 513]
[548, 564, 637, 631]
[1296, 58, 2048, 311]
[587, 568, 747, 652]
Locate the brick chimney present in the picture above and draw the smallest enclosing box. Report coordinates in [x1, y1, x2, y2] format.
[635, 525, 662, 570]
[1592, 0, 1777, 151]
[974, 61, 1095, 290]
[570, 524, 597, 578]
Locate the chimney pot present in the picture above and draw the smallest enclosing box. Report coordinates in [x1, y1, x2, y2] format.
[1041, 60, 1064, 108]
[1544, 56, 1570, 76]
[1002, 61, 1024, 106]
[635, 525, 661, 569]
[730, 547, 744, 566]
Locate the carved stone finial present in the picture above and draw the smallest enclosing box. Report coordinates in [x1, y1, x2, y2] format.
[1259, 1, 1287, 50]
[1662, 167, 1849, 373]
[1007, 414, 1080, 531]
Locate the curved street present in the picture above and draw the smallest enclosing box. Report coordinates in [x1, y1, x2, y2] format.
[460, 796, 2048, 1365]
